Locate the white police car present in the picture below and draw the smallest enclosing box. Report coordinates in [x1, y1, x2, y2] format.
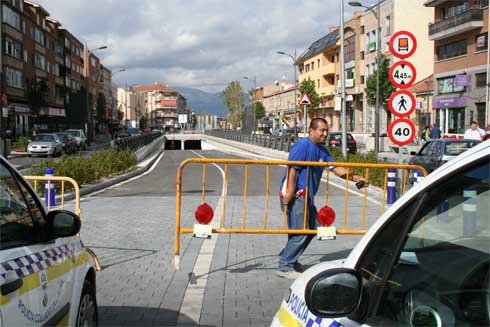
[0, 156, 98, 326]
[272, 141, 489, 327]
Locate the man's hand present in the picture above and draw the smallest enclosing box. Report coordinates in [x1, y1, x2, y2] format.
[282, 192, 295, 206]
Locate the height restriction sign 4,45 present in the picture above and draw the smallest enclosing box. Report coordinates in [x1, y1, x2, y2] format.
[388, 118, 416, 146]
[389, 61, 417, 89]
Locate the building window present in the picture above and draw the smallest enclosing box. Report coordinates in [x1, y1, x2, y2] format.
[476, 103, 486, 126]
[317, 79, 320, 88]
[23, 49, 27, 62]
[360, 75, 365, 84]
[437, 39, 467, 60]
[476, 73, 487, 87]
[477, 0, 489, 8]
[360, 51, 365, 59]
[345, 36, 355, 62]
[440, 1, 469, 19]
[385, 15, 391, 36]
[305, 64, 310, 72]
[476, 33, 488, 51]
[2, 5, 20, 30]
[34, 52, 46, 70]
[54, 64, 60, 76]
[91, 57, 97, 67]
[65, 37, 70, 48]
[346, 68, 355, 80]
[34, 27, 45, 46]
[437, 76, 465, 94]
[311, 61, 314, 71]
[360, 25, 364, 34]
[317, 59, 320, 68]
[330, 55, 335, 63]
[4, 37, 22, 59]
[5, 67, 23, 88]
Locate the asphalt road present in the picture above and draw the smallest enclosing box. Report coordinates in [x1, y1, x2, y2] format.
[73, 148, 381, 326]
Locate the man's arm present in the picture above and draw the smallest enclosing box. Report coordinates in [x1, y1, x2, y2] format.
[332, 167, 369, 186]
[282, 167, 297, 205]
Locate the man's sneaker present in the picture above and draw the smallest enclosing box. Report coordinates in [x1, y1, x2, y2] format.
[294, 262, 306, 272]
[277, 270, 302, 279]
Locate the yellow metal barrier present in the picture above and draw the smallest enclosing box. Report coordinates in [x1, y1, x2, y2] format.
[174, 158, 428, 268]
[25, 175, 81, 217]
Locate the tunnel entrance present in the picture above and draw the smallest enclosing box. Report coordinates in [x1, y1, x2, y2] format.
[164, 139, 202, 150]
[183, 140, 202, 150]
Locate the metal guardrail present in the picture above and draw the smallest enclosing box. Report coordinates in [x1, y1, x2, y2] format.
[173, 158, 428, 268]
[111, 132, 162, 151]
[205, 130, 297, 153]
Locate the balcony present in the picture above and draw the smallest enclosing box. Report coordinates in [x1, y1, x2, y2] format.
[429, 9, 484, 40]
[322, 64, 336, 76]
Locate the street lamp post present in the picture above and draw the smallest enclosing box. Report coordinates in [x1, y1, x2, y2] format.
[349, 0, 381, 153]
[243, 76, 257, 133]
[277, 50, 300, 134]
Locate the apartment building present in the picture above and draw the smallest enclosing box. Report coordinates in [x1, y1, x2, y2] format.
[132, 83, 187, 128]
[0, 0, 109, 140]
[297, 28, 340, 129]
[261, 82, 296, 130]
[116, 86, 145, 128]
[359, 0, 434, 136]
[59, 28, 85, 130]
[425, 0, 489, 135]
[99, 65, 112, 131]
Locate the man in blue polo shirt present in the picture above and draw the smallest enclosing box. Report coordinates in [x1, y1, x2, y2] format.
[277, 118, 368, 279]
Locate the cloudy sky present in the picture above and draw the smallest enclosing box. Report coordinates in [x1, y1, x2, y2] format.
[36, 0, 365, 93]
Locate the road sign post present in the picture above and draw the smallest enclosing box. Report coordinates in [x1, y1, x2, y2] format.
[388, 30, 418, 198]
[298, 93, 312, 134]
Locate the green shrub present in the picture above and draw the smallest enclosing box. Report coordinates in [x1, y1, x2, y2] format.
[326, 146, 387, 188]
[13, 136, 29, 150]
[29, 148, 137, 194]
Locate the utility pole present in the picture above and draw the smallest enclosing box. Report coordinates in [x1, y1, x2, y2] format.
[0, 3, 6, 157]
[340, 0, 348, 158]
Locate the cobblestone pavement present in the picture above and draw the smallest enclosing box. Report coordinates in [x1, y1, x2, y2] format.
[77, 149, 380, 326]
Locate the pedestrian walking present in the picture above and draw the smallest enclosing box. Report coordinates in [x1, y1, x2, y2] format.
[429, 123, 441, 139]
[464, 121, 486, 141]
[277, 118, 368, 279]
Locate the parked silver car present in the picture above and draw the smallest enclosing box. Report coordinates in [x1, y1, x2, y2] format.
[27, 133, 63, 157]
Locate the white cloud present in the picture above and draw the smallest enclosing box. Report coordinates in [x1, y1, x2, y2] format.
[35, 0, 358, 92]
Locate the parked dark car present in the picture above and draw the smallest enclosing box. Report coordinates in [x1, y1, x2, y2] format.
[56, 132, 78, 154]
[409, 138, 481, 174]
[326, 132, 357, 154]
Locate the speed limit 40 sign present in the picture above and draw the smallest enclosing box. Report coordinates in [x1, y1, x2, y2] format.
[388, 118, 416, 146]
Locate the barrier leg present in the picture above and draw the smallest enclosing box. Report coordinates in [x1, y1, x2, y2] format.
[387, 168, 396, 205]
[44, 168, 55, 208]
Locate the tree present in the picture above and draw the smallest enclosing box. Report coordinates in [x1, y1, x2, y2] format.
[26, 79, 48, 122]
[365, 55, 396, 122]
[254, 102, 266, 119]
[297, 78, 320, 112]
[96, 93, 107, 123]
[223, 81, 244, 129]
[139, 115, 148, 129]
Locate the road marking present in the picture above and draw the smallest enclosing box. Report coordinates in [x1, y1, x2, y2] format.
[178, 150, 225, 324]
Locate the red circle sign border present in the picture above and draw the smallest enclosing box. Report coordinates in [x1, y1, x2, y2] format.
[388, 118, 416, 146]
[389, 60, 417, 89]
[388, 90, 416, 118]
[389, 30, 417, 59]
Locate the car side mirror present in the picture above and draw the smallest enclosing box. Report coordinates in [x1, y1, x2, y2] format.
[305, 268, 362, 317]
[46, 210, 81, 238]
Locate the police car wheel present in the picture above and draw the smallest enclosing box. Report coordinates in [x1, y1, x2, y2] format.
[77, 280, 97, 327]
